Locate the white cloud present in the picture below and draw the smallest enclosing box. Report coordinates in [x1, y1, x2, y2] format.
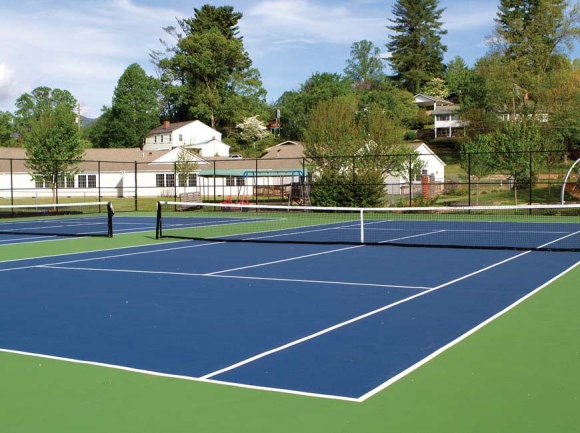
[0, 0, 181, 116]
[242, 0, 387, 56]
[0, 64, 20, 108]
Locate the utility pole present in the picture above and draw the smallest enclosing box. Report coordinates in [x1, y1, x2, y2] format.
[76, 104, 82, 131]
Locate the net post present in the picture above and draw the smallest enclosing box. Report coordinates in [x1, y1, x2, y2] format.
[360, 208, 364, 244]
[107, 202, 114, 237]
[156, 201, 162, 239]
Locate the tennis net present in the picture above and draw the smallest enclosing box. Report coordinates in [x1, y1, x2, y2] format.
[155, 201, 580, 251]
[0, 202, 114, 237]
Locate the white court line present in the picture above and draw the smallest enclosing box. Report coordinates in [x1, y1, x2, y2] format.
[0, 348, 358, 403]
[0, 241, 223, 272]
[379, 230, 446, 243]
[205, 244, 365, 275]
[38, 265, 428, 290]
[200, 249, 532, 381]
[358, 259, 580, 402]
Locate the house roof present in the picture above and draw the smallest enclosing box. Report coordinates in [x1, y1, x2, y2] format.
[414, 94, 454, 107]
[0, 147, 175, 173]
[406, 141, 446, 166]
[431, 105, 461, 115]
[147, 120, 196, 135]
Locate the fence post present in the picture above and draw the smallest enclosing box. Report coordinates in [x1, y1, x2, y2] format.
[173, 162, 177, 202]
[98, 161, 101, 204]
[529, 150, 533, 205]
[134, 161, 138, 211]
[468, 152, 471, 206]
[409, 153, 413, 206]
[10, 159, 13, 206]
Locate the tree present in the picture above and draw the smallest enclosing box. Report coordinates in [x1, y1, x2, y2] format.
[489, 0, 580, 115]
[304, 95, 411, 207]
[460, 134, 497, 205]
[493, 120, 544, 204]
[89, 64, 160, 148]
[0, 112, 16, 146]
[15, 87, 77, 133]
[344, 40, 386, 89]
[175, 147, 198, 193]
[275, 72, 354, 140]
[18, 89, 84, 203]
[236, 116, 270, 148]
[151, 5, 267, 130]
[386, 0, 448, 94]
[421, 77, 449, 99]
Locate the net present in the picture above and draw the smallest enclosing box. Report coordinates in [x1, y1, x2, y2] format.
[155, 201, 580, 251]
[155, 201, 580, 252]
[0, 202, 114, 238]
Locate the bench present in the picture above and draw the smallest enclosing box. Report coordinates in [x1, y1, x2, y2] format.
[179, 192, 202, 210]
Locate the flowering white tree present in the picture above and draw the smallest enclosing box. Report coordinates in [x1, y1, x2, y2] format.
[236, 116, 270, 145]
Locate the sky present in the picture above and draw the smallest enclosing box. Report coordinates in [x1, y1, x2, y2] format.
[0, 0, 577, 119]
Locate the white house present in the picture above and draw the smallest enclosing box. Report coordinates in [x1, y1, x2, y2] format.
[414, 94, 468, 139]
[143, 120, 230, 157]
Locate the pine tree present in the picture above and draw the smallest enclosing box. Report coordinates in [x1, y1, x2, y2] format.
[386, 0, 448, 94]
[492, 0, 580, 107]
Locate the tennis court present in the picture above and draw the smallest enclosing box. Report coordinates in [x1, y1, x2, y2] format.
[1, 202, 579, 431]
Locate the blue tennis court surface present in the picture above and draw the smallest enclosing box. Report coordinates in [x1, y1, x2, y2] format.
[0, 215, 156, 245]
[1, 238, 578, 400]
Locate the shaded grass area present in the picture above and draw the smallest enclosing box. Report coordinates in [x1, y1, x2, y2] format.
[0, 229, 579, 432]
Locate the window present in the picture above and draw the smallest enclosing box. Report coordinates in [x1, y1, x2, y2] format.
[161, 135, 164, 143]
[437, 114, 450, 121]
[166, 173, 175, 187]
[57, 174, 74, 188]
[35, 177, 47, 188]
[154, 136, 157, 143]
[188, 173, 197, 187]
[78, 174, 97, 188]
[156, 173, 176, 187]
[226, 176, 244, 187]
[179, 134, 183, 142]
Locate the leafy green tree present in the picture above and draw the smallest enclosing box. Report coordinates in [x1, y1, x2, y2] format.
[493, 120, 544, 204]
[386, 0, 448, 94]
[151, 5, 267, 130]
[90, 64, 160, 148]
[19, 93, 84, 203]
[304, 95, 411, 207]
[15, 87, 77, 133]
[357, 81, 418, 128]
[275, 72, 353, 140]
[0, 111, 16, 146]
[460, 134, 497, 205]
[344, 40, 386, 89]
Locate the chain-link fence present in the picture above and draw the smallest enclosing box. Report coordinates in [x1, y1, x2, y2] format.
[1, 149, 579, 211]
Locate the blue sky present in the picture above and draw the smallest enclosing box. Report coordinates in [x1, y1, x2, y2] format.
[0, 0, 577, 118]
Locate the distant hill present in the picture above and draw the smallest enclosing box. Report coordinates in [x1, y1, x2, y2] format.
[81, 116, 97, 128]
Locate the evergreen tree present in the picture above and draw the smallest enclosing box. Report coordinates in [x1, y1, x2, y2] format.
[491, 0, 580, 113]
[386, 0, 448, 94]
